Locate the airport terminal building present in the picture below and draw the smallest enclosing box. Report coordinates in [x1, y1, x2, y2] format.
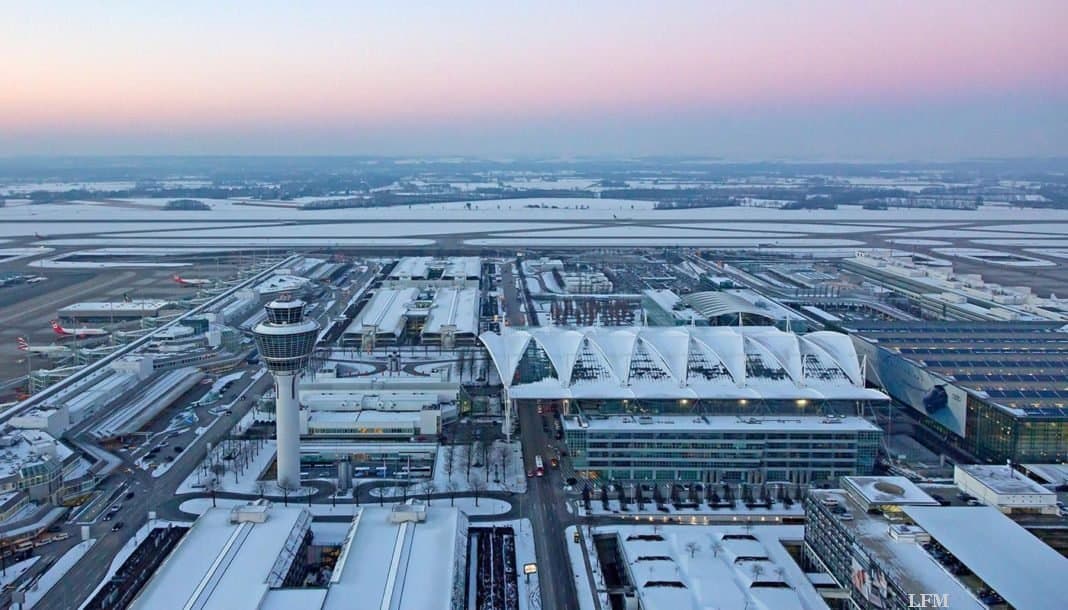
[848, 320, 1068, 463]
[481, 326, 888, 484]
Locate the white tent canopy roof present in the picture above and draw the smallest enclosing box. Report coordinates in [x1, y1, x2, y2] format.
[480, 326, 885, 401]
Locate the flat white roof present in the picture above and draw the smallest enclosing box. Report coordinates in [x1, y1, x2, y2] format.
[255, 274, 309, 295]
[566, 414, 880, 434]
[423, 287, 479, 336]
[130, 505, 311, 610]
[307, 410, 424, 425]
[810, 490, 984, 610]
[1021, 463, 1068, 485]
[0, 430, 72, 480]
[904, 506, 1068, 609]
[58, 300, 168, 312]
[613, 525, 821, 610]
[956, 464, 1054, 496]
[345, 287, 419, 337]
[389, 257, 431, 279]
[442, 256, 480, 279]
[322, 506, 462, 610]
[842, 476, 940, 506]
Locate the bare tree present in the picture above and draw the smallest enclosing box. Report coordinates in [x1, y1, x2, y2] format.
[751, 563, 765, 581]
[254, 480, 266, 499]
[443, 444, 455, 480]
[684, 541, 700, 558]
[446, 480, 460, 506]
[205, 478, 219, 508]
[774, 565, 787, 582]
[456, 446, 471, 483]
[423, 480, 437, 506]
[470, 474, 487, 507]
[491, 444, 507, 483]
[711, 540, 723, 558]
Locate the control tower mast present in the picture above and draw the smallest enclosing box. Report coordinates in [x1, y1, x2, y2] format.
[252, 298, 319, 489]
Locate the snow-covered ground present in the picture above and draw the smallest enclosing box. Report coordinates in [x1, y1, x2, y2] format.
[0, 247, 52, 262]
[23, 539, 96, 608]
[180, 498, 361, 517]
[433, 440, 527, 494]
[176, 439, 278, 495]
[439, 497, 511, 517]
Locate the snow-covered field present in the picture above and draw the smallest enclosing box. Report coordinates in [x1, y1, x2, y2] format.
[4, 197, 1067, 252]
[176, 439, 278, 495]
[433, 440, 527, 494]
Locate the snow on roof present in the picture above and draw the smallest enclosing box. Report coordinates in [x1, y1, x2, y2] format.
[0, 430, 71, 480]
[255, 274, 309, 295]
[842, 476, 940, 506]
[481, 326, 883, 401]
[810, 490, 984, 610]
[322, 506, 463, 610]
[442, 256, 480, 279]
[306, 410, 425, 425]
[129, 504, 312, 610]
[903, 506, 1068, 609]
[566, 414, 880, 434]
[389, 256, 480, 280]
[423, 287, 479, 336]
[345, 287, 419, 337]
[58, 300, 169, 312]
[614, 525, 818, 610]
[955, 464, 1054, 496]
[1021, 463, 1068, 485]
[389, 256, 431, 279]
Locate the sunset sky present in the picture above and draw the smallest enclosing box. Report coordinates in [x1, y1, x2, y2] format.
[2, 1, 1066, 158]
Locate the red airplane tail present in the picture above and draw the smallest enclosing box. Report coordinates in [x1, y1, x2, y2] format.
[50, 320, 68, 335]
[172, 274, 184, 284]
[16, 337, 29, 351]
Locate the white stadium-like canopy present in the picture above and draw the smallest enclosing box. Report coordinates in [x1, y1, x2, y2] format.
[479, 326, 887, 401]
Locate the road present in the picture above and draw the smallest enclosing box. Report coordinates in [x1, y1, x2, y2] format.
[499, 261, 528, 327]
[32, 368, 274, 610]
[517, 403, 580, 610]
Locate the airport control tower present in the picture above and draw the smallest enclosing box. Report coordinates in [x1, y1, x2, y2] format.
[252, 298, 319, 490]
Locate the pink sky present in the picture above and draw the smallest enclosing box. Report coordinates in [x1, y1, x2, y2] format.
[2, 1, 1066, 156]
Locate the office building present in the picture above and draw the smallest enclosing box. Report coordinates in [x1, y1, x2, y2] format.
[564, 413, 881, 484]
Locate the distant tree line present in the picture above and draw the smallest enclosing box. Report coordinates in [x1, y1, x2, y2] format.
[164, 199, 210, 210]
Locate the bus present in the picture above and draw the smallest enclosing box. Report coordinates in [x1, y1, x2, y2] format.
[534, 455, 544, 477]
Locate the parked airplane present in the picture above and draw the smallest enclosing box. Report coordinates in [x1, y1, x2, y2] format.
[16, 337, 70, 356]
[50, 320, 109, 338]
[172, 274, 212, 287]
